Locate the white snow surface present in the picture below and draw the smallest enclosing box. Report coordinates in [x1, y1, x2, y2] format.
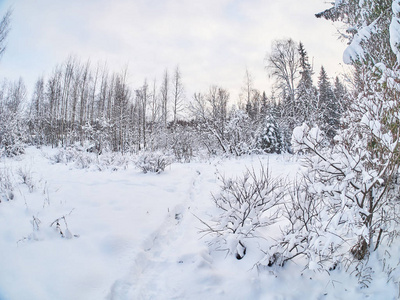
[335, 0, 343, 8]
[0, 147, 397, 299]
[343, 20, 376, 64]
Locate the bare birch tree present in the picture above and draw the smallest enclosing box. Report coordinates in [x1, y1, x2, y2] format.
[160, 69, 169, 128]
[172, 66, 184, 126]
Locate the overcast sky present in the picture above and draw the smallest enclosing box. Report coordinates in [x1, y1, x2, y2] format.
[0, 0, 347, 102]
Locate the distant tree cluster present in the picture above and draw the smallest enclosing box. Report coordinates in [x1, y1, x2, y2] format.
[265, 39, 346, 147]
[0, 39, 345, 160]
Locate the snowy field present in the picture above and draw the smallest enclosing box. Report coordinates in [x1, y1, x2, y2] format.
[0, 147, 397, 299]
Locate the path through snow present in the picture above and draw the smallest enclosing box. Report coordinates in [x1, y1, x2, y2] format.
[1, 148, 391, 299]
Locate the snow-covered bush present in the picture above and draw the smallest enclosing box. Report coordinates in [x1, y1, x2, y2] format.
[135, 152, 171, 174]
[288, 65, 400, 282]
[170, 125, 194, 162]
[265, 179, 345, 270]
[0, 167, 14, 202]
[205, 164, 284, 259]
[98, 151, 130, 170]
[50, 148, 74, 165]
[0, 79, 28, 157]
[50, 147, 95, 168]
[291, 123, 325, 154]
[81, 118, 113, 155]
[17, 167, 35, 193]
[49, 145, 133, 171]
[74, 151, 96, 169]
[0, 109, 27, 157]
[224, 109, 255, 156]
[1, 133, 26, 157]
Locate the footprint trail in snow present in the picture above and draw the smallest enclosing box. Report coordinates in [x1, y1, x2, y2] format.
[108, 167, 221, 299]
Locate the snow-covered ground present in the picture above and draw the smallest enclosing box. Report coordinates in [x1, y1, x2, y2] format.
[0, 147, 397, 299]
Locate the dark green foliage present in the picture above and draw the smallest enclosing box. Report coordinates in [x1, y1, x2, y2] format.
[296, 42, 318, 126]
[256, 116, 283, 154]
[317, 66, 340, 141]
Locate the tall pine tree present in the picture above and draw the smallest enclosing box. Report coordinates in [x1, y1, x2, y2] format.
[317, 66, 340, 141]
[296, 42, 318, 126]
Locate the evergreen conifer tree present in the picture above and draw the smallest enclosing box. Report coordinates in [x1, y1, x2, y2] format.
[317, 66, 339, 141]
[296, 42, 318, 126]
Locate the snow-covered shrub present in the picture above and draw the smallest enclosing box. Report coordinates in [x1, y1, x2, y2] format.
[265, 179, 343, 270]
[98, 151, 130, 170]
[50, 148, 74, 165]
[81, 118, 113, 155]
[287, 67, 400, 279]
[50, 146, 133, 171]
[190, 95, 256, 157]
[50, 147, 95, 169]
[0, 112, 27, 157]
[50, 145, 97, 169]
[135, 152, 171, 174]
[256, 116, 284, 154]
[2, 138, 26, 157]
[224, 109, 255, 156]
[17, 167, 35, 193]
[74, 151, 95, 169]
[0, 167, 14, 202]
[170, 125, 194, 163]
[205, 164, 284, 259]
[0, 79, 28, 157]
[50, 150, 64, 164]
[291, 123, 325, 154]
[312, 0, 400, 285]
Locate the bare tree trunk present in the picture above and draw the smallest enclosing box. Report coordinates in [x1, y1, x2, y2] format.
[160, 69, 169, 128]
[172, 66, 184, 126]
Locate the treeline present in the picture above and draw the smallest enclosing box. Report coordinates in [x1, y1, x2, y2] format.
[0, 40, 346, 159]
